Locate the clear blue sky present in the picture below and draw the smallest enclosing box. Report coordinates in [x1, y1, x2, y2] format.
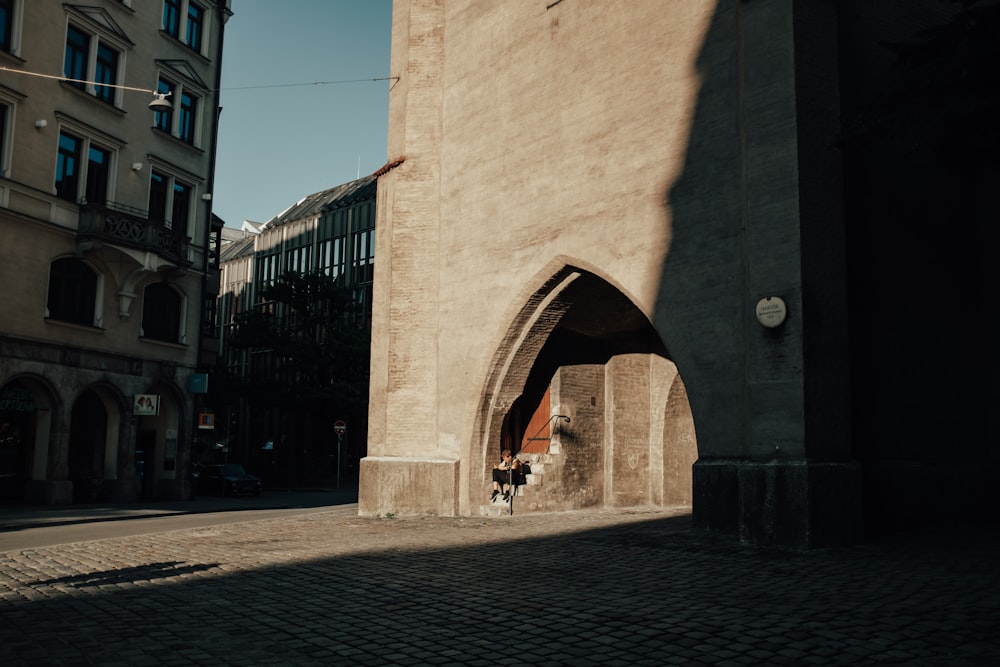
[212, 1, 393, 228]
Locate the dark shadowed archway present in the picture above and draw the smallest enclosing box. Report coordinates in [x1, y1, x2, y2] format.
[68, 390, 108, 502]
[0, 376, 59, 504]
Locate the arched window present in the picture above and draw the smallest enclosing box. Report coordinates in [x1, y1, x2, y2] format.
[141, 283, 182, 343]
[47, 258, 97, 326]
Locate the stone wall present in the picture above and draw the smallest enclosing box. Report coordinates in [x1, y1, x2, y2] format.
[362, 0, 862, 546]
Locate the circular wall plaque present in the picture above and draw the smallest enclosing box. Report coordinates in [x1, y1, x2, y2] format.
[755, 296, 787, 328]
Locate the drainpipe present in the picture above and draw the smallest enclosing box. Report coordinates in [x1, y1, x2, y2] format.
[198, 1, 231, 360]
[189, 1, 230, 487]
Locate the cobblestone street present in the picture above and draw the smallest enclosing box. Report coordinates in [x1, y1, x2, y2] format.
[1, 505, 998, 666]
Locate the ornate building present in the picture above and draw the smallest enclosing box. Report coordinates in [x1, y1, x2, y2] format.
[0, 0, 230, 504]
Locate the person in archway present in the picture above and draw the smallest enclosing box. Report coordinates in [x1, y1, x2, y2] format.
[491, 449, 523, 502]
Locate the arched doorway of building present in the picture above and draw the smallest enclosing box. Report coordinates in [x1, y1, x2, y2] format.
[476, 265, 697, 514]
[1, 381, 38, 502]
[68, 386, 125, 503]
[69, 390, 107, 502]
[0, 377, 56, 504]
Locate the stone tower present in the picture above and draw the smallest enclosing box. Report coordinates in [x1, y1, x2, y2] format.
[360, 0, 864, 548]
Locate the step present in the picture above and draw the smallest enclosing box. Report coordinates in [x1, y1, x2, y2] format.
[525, 462, 550, 475]
[521, 452, 556, 465]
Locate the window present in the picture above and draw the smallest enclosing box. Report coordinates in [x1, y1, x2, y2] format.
[47, 258, 98, 326]
[94, 42, 118, 104]
[154, 77, 201, 146]
[149, 170, 168, 221]
[317, 237, 345, 280]
[202, 290, 217, 338]
[163, 0, 207, 53]
[354, 282, 373, 326]
[63, 22, 124, 106]
[286, 230, 314, 275]
[172, 180, 191, 238]
[0, 104, 8, 177]
[64, 25, 88, 89]
[318, 197, 375, 324]
[320, 210, 348, 282]
[55, 129, 115, 204]
[141, 283, 182, 343]
[178, 90, 196, 144]
[55, 132, 81, 202]
[352, 227, 375, 284]
[331, 237, 346, 280]
[287, 245, 311, 274]
[154, 79, 174, 132]
[162, 0, 180, 39]
[186, 2, 203, 51]
[149, 169, 193, 236]
[0, 0, 14, 53]
[254, 250, 280, 295]
[317, 240, 330, 275]
[86, 144, 110, 205]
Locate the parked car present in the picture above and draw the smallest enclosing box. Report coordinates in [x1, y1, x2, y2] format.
[195, 463, 262, 497]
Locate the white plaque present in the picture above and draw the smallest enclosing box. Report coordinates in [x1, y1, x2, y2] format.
[755, 296, 787, 328]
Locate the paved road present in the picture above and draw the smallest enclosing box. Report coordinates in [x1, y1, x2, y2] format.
[0, 489, 357, 551]
[0, 500, 998, 666]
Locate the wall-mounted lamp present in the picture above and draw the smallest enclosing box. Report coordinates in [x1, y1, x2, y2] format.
[131, 162, 143, 172]
[34, 119, 47, 129]
[200, 193, 212, 201]
[148, 91, 172, 111]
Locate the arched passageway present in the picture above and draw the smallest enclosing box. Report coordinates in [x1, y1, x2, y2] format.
[68, 390, 108, 502]
[0, 381, 39, 502]
[0, 377, 56, 504]
[476, 266, 697, 514]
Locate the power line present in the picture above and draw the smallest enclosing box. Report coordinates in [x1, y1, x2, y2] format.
[0, 65, 157, 94]
[0, 67, 399, 94]
[220, 76, 398, 92]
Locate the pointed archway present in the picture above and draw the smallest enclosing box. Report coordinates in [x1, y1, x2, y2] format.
[473, 264, 697, 514]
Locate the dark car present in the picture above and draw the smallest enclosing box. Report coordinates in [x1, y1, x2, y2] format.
[195, 463, 262, 497]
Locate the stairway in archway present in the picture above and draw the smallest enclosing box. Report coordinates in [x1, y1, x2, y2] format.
[479, 444, 569, 516]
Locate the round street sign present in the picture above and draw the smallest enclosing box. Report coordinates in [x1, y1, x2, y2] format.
[334, 420, 347, 434]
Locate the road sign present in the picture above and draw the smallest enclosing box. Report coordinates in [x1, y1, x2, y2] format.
[333, 420, 347, 490]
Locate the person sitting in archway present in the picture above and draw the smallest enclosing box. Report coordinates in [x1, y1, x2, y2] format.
[491, 449, 524, 502]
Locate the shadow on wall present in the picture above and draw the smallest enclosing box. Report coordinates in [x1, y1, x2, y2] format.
[658, 0, 997, 539]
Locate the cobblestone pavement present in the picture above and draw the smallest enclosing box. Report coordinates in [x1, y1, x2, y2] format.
[0, 504, 998, 666]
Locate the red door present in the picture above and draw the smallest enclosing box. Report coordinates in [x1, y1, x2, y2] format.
[519, 387, 551, 454]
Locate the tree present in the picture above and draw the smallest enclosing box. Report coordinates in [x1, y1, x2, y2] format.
[230, 270, 371, 410]
[223, 271, 371, 484]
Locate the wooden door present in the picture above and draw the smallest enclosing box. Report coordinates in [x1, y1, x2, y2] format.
[519, 387, 551, 454]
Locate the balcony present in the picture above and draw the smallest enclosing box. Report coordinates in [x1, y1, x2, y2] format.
[77, 202, 191, 268]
